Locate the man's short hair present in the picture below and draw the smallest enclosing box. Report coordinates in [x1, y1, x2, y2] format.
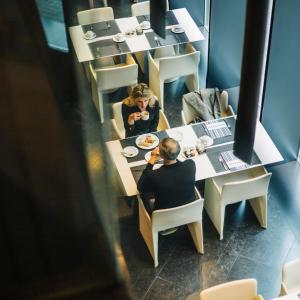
[159, 138, 181, 160]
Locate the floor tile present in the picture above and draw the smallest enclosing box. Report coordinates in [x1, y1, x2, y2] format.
[144, 277, 189, 300]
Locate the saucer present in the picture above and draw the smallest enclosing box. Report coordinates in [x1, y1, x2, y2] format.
[113, 34, 125, 42]
[199, 135, 214, 147]
[122, 146, 139, 157]
[83, 31, 96, 40]
[140, 21, 151, 30]
[171, 25, 185, 34]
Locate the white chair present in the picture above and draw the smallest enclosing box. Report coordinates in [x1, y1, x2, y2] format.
[111, 101, 170, 139]
[200, 279, 264, 300]
[77, 7, 114, 25]
[181, 90, 235, 125]
[204, 166, 272, 240]
[148, 43, 200, 111]
[77, 7, 115, 82]
[131, 0, 169, 16]
[138, 188, 204, 267]
[90, 54, 138, 123]
[280, 257, 300, 295]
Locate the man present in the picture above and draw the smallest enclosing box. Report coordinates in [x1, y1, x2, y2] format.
[137, 138, 196, 215]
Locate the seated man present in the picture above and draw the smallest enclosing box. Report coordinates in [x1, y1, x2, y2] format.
[137, 138, 196, 216]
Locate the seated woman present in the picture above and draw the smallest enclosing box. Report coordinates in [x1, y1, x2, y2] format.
[122, 83, 160, 137]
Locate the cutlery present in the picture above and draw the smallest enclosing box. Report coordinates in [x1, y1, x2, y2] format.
[218, 156, 229, 171]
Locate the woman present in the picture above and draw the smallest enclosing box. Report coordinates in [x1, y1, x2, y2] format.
[122, 83, 160, 137]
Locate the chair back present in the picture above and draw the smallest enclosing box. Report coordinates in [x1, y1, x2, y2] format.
[111, 97, 169, 140]
[157, 110, 170, 131]
[95, 63, 138, 91]
[77, 7, 114, 25]
[131, 0, 169, 16]
[200, 279, 258, 300]
[182, 95, 199, 125]
[282, 258, 300, 292]
[112, 102, 125, 139]
[159, 50, 200, 80]
[221, 173, 272, 205]
[152, 190, 203, 232]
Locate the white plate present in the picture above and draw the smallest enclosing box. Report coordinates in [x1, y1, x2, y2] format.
[122, 146, 139, 158]
[113, 34, 125, 42]
[83, 31, 96, 40]
[171, 25, 185, 34]
[136, 133, 159, 150]
[140, 21, 151, 30]
[144, 151, 151, 162]
[168, 130, 183, 142]
[199, 135, 214, 147]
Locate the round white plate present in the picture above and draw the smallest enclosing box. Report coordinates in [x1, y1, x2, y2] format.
[199, 135, 214, 147]
[113, 34, 125, 42]
[122, 146, 139, 158]
[171, 26, 185, 34]
[168, 130, 183, 142]
[144, 151, 151, 162]
[140, 21, 151, 30]
[136, 133, 159, 150]
[83, 31, 96, 40]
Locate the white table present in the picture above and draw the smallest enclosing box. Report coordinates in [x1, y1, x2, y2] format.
[106, 118, 283, 196]
[69, 8, 204, 62]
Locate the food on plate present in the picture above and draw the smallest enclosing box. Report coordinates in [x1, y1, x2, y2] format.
[139, 134, 156, 147]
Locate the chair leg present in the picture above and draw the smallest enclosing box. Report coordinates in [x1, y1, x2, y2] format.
[187, 221, 204, 254]
[249, 195, 267, 228]
[152, 230, 159, 267]
[185, 73, 199, 92]
[83, 62, 90, 82]
[204, 179, 225, 240]
[97, 90, 104, 124]
[158, 81, 164, 111]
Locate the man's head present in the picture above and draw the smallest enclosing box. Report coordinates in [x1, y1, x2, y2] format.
[159, 138, 181, 161]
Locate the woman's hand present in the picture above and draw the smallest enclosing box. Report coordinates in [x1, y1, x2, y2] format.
[128, 112, 141, 125]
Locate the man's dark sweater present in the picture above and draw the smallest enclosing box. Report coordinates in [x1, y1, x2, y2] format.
[137, 159, 196, 211]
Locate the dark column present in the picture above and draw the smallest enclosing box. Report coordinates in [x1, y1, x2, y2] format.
[234, 0, 274, 163]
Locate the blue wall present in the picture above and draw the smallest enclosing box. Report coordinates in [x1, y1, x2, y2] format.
[262, 0, 300, 162]
[170, 0, 205, 26]
[207, 0, 246, 89]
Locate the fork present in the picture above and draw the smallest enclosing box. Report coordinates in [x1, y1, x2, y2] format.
[218, 156, 229, 171]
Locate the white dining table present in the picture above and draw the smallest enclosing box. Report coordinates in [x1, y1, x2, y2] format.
[68, 8, 204, 62]
[106, 117, 283, 196]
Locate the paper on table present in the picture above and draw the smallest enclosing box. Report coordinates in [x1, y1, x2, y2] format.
[204, 119, 231, 139]
[221, 150, 248, 171]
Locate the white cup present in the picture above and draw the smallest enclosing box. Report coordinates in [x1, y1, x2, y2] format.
[141, 111, 149, 120]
